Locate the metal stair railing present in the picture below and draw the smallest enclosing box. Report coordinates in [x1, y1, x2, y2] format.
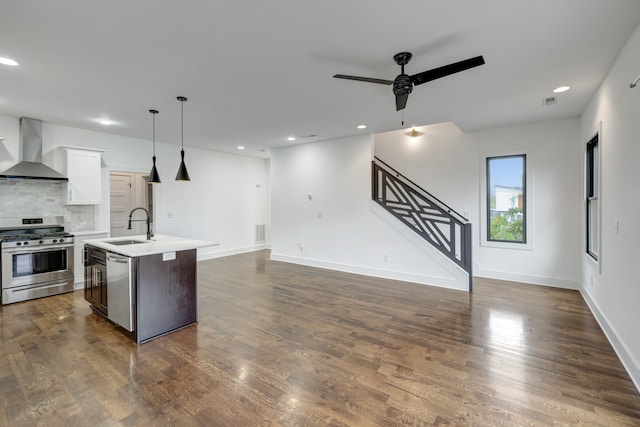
[372, 157, 473, 290]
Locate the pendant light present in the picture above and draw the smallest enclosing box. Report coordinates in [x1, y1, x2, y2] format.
[147, 109, 161, 184]
[175, 96, 191, 182]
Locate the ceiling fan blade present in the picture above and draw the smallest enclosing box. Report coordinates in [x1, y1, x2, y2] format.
[333, 74, 394, 85]
[410, 56, 485, 86]
[396, 93, 408, 111]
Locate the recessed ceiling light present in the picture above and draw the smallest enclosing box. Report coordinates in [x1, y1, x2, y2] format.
[553, 86, 570, 93]
[357, 124, 367, 129]
[287, 137, 295, 141]
[0, 57, 19, 66]
[237, 146, 245, 150]
[96, 119, 114, 125]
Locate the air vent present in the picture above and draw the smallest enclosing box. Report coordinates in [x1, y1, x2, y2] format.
[543, 96, 558, 106]
[255, 224, 266, 244]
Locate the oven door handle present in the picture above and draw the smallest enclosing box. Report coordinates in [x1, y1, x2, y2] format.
[2, 243, 74, 254]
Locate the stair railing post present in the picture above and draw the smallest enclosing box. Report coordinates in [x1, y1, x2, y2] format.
[371, 161, 378, 202]
[463, 222, 473, 291]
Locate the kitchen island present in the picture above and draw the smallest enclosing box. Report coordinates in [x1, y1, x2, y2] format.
[83, 234, 213, 343]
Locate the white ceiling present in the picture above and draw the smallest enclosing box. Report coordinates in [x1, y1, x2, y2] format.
[1, 1, 639, 159]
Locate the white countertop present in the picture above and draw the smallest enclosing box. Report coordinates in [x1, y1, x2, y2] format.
[83, 234, 215, 257]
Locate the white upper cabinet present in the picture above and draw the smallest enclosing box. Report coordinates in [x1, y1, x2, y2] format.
[61, 146, 105, 205]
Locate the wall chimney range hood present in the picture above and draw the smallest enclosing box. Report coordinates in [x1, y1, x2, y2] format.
[0, 117, 68, 181]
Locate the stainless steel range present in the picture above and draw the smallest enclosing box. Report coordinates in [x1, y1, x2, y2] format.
[0, 216, 74, 305]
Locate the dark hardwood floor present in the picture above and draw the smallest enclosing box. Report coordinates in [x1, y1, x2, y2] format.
[1, 249, 639, 426]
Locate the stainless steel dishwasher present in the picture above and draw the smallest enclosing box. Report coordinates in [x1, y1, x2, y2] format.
[106, 251, 134, 332]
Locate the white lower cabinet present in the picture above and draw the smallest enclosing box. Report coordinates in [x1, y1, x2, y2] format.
[73, 231, 109, 289]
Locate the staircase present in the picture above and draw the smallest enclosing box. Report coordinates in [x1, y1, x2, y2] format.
[372, 157, 473, 290]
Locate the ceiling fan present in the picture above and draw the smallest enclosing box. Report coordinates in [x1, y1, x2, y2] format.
[333, 52, 485, 111]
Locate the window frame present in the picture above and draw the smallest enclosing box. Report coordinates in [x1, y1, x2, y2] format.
[486, 154, 527, 244]
[586, 133, 599, 261]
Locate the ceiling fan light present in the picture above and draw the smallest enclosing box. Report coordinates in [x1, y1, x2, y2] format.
[333, 52, 485, 112]
[406, 128, 423, 138]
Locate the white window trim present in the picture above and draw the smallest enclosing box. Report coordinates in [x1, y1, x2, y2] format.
[479, 148, 534, 251]
[584, 122, 602, 273]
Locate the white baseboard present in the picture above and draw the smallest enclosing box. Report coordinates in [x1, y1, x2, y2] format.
[474, 261, 580, 290]
[580, 288, 640, 394]
[270, 253, 468, 292]
[197, 243, 269, 261]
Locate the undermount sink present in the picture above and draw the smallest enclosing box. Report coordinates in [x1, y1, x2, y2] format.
[104, 239, 148, 246]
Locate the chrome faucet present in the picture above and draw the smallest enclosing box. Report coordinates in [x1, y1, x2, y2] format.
[127, 207, 153, 240]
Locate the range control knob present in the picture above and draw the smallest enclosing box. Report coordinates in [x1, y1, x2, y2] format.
[16, 242, 22, 246]
[59, 238, 65, 243]
[52, 239, 58, 243]
[24, 241, 29, 245]
[39, 240, 44, 244]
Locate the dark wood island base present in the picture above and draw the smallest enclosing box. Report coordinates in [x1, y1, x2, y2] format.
[85, 246, 198, 343]
[136, 249, 197, 343]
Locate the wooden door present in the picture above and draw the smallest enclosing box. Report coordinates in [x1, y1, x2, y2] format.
[110, 172, 135, 237]
[110, 172, 152, 237]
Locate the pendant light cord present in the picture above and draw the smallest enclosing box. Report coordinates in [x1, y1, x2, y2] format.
[179, 97, 186, 150]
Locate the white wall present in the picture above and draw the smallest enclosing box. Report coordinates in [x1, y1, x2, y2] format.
[0, 116, 270, 259]
[375, 118, 582, 289]
[580, 20, 640, 390]
[271, 134, 469, 291]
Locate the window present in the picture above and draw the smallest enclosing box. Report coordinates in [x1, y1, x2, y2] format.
[487, 155, 526, 243]
[586, 134, 599, 260]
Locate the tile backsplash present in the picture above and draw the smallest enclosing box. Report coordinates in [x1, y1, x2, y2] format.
[0, 180, 95, 231]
